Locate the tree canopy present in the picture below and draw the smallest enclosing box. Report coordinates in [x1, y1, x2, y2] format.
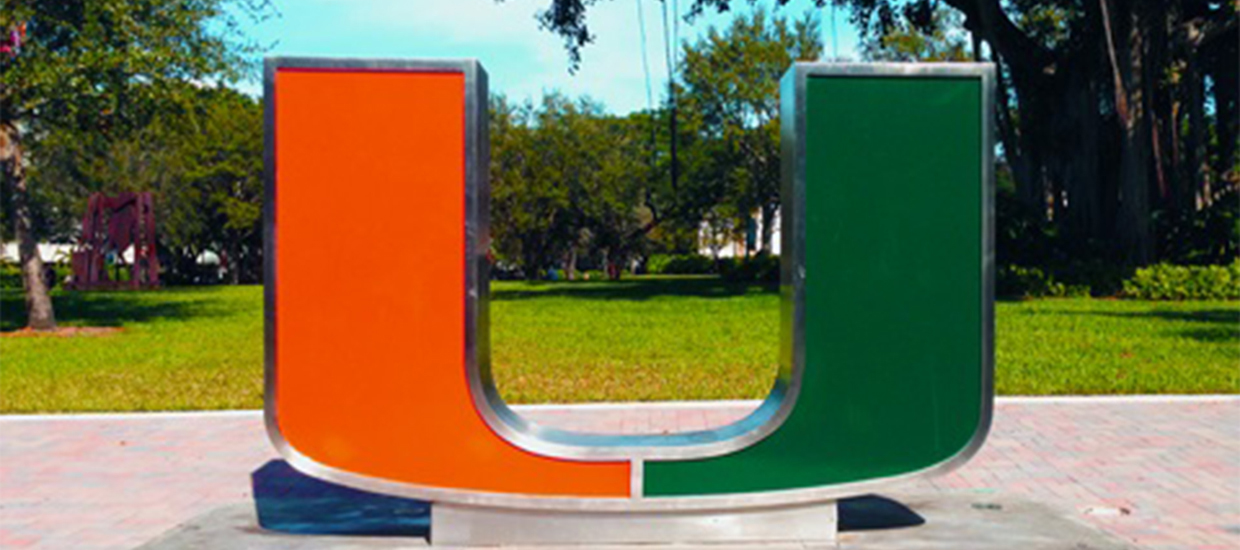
[1, 0, 272, 329]
[2, 0, 1234, 317]
[490, 94, 654, 278]
[681, 10, 823, 254]
[489, 9, 824, 277]
[531, 0, 1239, 269]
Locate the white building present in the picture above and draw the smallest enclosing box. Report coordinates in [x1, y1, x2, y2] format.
[1, 243, 74, 264]
[698, 209, 781, 258]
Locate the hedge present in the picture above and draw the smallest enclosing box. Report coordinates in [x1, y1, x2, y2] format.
[1122, 261, 1240, 301]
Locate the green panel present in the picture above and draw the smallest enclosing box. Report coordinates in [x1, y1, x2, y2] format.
[645, 74, 985, 496]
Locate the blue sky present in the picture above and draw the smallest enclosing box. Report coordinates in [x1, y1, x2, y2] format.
[234, 0, 859, 114]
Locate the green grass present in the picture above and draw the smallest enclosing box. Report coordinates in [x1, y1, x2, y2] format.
[994, 299, 1238, 394]
[0, 286, 265, 412]
[491, 277, 779, 403]
[1, 278, 1236, 412]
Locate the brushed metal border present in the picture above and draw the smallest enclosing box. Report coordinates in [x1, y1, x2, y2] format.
[264, 58, 994, 511]
[458, 58, 794, 461]
[778, 61, 996, 496]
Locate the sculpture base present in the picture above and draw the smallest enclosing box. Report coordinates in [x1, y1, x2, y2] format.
[430, 501, 838, 546]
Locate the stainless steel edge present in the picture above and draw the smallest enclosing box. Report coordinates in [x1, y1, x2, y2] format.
[975, 62, 998, 470]
[781, 61, 997, 479]
[262, 57, 279, 463]
[464, 72, 799, 462]
[630, 459, 644, 498]
[262, 56, 800, 466]
[264, 56, 477, 74]
[797, 61, 998, 78]
[264, 58, 994, 512]
[262, 56, 482, 464]
[267, 436, 999, 512]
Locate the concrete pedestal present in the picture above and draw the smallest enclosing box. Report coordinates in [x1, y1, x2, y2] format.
[137, 490, 1138, 549]
[430, 502, 838, 546]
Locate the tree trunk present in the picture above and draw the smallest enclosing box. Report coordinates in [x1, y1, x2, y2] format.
[1057, 61, 1105, 250]
[1102, 0, 1154, 265]
[1183, 46, 1208, 209]
[758, 202, 776, 255]
[1116, 122, 1153, 265]
[2, 123, 57, 330]
[523, 239, 542, 280]
[1204, 26, 1238, 192]
[992, 55, 1043, 216]
[1145, 5, 1171, 210]
[228, 236, 241, 285]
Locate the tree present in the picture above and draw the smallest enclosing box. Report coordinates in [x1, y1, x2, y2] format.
[0, 1, 268, 330]
[26, 85, 264, 284]
[680, 10, 823, 255]
[490, 93, 653, 278]
[158, 87, 265, 284]
[524, 0, 1239, 268]
[861, 5, 971, 62]
[490, 94, 575, 277]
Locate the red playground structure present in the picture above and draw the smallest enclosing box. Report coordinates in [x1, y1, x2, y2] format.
[69, 192, 160, 290]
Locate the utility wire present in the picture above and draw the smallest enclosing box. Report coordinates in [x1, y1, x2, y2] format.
[637, 0, 658, 178]
[831, 2, 839, 60]
[672, 0, 680, 68]
[636, 0, 654, 113]
[660, 0, 679, 193]
[660, 0, 674, 82]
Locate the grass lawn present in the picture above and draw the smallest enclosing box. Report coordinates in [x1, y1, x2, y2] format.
[1, 277, 1236, 412]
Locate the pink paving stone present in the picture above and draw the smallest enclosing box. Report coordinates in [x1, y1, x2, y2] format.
[0, 397, 1237, 550]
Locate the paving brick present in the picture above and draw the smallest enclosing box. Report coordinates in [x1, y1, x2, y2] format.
[0, 398, 1236, 549]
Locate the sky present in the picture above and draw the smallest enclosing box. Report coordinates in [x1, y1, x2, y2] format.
[232, 0, 860, 114]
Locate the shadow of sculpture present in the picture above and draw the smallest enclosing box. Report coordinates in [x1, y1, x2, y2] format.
[839, 494, 926, 531]
[251, 460, 429, 537]
[252, 461, 922, 538]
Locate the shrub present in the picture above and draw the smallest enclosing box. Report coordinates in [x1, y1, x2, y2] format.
[1156, 188, 1240, 266]
[1122, 261, 1240, 300]
[0, 261, 71, 291]
[646, 254, 715, 275]
[1047, 260, 1130, 297]
[0, 261, 20, 290]
[719, 255, 780, 283]
[996, 189, 1058, 268]
[997, 265, 1090, 299]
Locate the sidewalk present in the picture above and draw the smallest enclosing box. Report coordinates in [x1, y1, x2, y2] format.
[0, 397, 1236, 549]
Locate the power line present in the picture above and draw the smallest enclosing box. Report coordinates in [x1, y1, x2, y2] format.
[659, 0, 679, 193]
[660, 0, 674, 81]
[636, 0, 658, 176]
[672, 0, 680, 68]
[831, 2, 839, 60]
[636, 0, 654, 113]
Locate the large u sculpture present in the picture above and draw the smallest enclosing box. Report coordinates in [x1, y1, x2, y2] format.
[264, 58, 995, 545]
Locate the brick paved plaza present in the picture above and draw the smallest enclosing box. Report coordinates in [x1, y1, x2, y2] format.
[0, 396, 1236, 549]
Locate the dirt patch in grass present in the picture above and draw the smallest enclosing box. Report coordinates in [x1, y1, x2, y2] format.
[1, 326, 124, 338]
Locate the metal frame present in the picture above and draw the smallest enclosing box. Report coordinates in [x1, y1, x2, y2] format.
[774, 62, 997, 501]
[264, 58, 994, 512]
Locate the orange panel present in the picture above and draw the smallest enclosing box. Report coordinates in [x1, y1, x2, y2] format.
[274, 68, 629, 497]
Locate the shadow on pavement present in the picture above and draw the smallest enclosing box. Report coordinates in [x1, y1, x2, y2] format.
[253, 460, 923, 538]
[839, 494, 926, 531]
[251, 460, 429, 537]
